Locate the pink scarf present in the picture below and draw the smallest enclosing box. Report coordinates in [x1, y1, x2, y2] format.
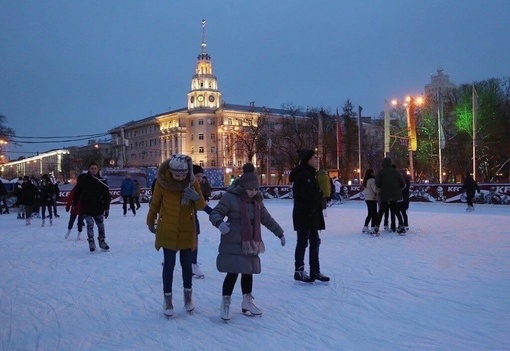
[239, 196, 265, 255]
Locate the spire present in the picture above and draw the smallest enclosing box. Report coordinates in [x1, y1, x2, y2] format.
[199, 19, 210, 60]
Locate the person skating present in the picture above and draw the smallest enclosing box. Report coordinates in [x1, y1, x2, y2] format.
[20, 176, 37, 225]
[191, 165, 213, 279]
[209, 163, 285, 320]
[289, 149, 330, 283]
[73, 162, 111, 252]
[133, 179, 141, 210]
[52, 181, 60, 217]
[146, 154, 206, 317]
[65, 186, 84, 240]
[461, 172, 480, 211]
[120, 174, 136, 216]
[374, 157, 406, 235]
[39, 174, 54, 227]
[362, 169, 379, 235]
[0, 178, 9, 214]
[399, 169, 411, 230]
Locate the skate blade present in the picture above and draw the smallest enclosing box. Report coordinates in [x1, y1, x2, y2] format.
[193, 275, 205, 279]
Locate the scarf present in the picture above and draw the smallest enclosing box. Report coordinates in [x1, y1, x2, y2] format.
[157, 169, 193, 205]
[239, 195, 265, 255]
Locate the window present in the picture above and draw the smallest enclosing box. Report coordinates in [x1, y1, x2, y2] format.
[198, 147, 204, 153]
[211, 133, 216, 140]
[198, 134, 204, 140]
[191, 134, 194, 141]
[190, 120, 194, 127]
[227, 118, 232, 125]
[209, 119, 215, 126]
[237, 118, 243, 126]
[211, 146, 216, 153]
[191, 147, 194, 154]
[199, 160, 204, 167]
[211, 160, 216, 167]
[198, 119, 204, 125]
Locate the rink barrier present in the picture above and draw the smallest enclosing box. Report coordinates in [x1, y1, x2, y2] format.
[6, 184, 510, 207]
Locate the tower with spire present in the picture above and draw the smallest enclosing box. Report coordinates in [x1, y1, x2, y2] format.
[187, 19, 222, 111]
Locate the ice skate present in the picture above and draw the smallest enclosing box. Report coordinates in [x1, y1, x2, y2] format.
[311, 272, 330, 282]
[88, 238, 96, 252]
[77, 232, 82, 240]
[163, 292, 174, 317]
[98, 239, 109, 251]
[294, 266, 314, 283]
[65, 229, 72, 239]
[41, 219, 45, 227]
[221, 296, 231, 321]
[184, 288, 195, 312]
[397, 225, 406, 235]
[49, 219, 53, 226]
[192, 263, 204, 278]
[241, 293, 262, 316]
[362, 226, 370, 233]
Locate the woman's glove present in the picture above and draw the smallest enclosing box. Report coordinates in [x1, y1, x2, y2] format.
[218, 222, 230, 234]
[279, 235, 286, 247]
[183, 187, 200, 201]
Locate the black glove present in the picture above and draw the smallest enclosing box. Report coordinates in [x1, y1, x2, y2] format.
[104, 210, 109, 219]
[148, 225, 156, 234]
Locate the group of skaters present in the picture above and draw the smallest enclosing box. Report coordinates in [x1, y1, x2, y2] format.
[361, 158, 410, 236]
[8, 175, 61, 226]
[145, 148, 329, 320]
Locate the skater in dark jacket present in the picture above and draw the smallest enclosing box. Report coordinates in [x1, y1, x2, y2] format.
[374, 157, 406, 235]
[21, 176, 37, 225]
[39, 174, 54, 227]
[289, 149, 329, 283]
[461, 172, 480, 211]
[73, 162, 111, 252]
[399, 169, 411, 229]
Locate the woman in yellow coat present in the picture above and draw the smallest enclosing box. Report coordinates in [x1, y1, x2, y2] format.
[146, 154, 206, 317]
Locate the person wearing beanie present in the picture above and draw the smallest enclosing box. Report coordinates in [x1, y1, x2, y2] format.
[288, 149, 330, 283]
[38, 174, 54, 227]
[209, 162, 286, 321]
[190, 164, 213, 279]
[73, 162, 111, 252]
[460, 171, 480, 211]
[373, 157, 406, 235]
[146, 154, 206, 317]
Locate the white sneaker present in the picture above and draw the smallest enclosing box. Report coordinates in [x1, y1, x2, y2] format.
[192, 263, 204, 278]
[77, 232, 82, 240]
[362, 226, 370, 233]
[241, 293, 262, 315]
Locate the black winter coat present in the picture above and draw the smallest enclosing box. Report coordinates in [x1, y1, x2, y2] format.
[375, 158, 405, 202]
[39, 181, 54, 205]
[289, 163, 325, 232]
[74, 172, 111, 216]
[21, 182, 38, 207]
[461, 175, 480, 198]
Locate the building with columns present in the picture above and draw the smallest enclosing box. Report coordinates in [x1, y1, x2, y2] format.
[108, 20, 296, 182]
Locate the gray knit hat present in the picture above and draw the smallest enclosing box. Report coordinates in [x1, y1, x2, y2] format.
[238, 163, 259, 190]
[168, 154, 193, 175]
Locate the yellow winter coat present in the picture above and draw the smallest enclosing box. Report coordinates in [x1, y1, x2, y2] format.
[146, 168, 206, 251]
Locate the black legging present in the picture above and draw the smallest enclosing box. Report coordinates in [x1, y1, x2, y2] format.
[377, 201, 403, 227]
[222, 273, 253, 296]
[364, 200, 378, 227]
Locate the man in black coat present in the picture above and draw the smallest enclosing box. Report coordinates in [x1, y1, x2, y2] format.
[375, 157, 406, 235]
[461, 172, 480, 211]
[73, 162, 111, 252]
[289, 149, 329, 283]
